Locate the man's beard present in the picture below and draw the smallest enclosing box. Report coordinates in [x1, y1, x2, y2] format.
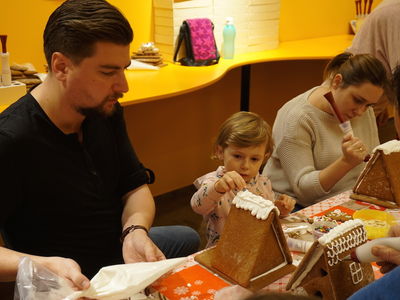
[77, 93, 123, 118]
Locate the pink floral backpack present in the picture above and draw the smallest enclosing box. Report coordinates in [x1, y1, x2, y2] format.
[173, 18, 220, 66]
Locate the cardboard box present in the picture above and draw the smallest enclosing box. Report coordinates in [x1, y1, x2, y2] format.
[0, 81, 26, 106]
[153, 0, 280, 62]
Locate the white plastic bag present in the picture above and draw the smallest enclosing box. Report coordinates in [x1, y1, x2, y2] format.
[14, 257, 75, 300]
[14, 256, 186, 300]
[69, 257, 186, 300]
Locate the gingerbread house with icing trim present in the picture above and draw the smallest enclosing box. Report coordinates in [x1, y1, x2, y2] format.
[286, 219, 374, 300]
[195, 190, 295, 291]
[351, 140, 400, 208]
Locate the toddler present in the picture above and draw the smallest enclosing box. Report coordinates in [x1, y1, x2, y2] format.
[191, 111, 295, 248]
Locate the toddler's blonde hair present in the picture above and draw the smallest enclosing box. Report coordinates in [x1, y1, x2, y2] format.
[213, 111, 273, 159]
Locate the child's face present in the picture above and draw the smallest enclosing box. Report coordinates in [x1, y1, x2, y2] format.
[217, 143, 268, 183]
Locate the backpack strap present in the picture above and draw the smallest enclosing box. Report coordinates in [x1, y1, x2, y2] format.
[173, 22, 187, 62]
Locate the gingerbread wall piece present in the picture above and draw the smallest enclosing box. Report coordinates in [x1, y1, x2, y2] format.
[286, 220, 374, 300]
[195, 190, 296, 291]
[351, 140, 400, 208]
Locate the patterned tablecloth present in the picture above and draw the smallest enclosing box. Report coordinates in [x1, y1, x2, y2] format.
[152, 190, 400, 300]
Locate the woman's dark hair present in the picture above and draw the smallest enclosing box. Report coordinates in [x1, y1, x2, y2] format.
[323, 52, 389, 92]
[43, 0, 133, 68]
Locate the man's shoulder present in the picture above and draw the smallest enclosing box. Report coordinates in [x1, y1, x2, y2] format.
[0, 94, 38, 138]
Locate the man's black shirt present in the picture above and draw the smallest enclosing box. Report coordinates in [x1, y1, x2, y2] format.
[0, 94, 148, 278]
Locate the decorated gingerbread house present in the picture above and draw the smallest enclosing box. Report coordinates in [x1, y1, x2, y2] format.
[351, 140, 400, 208]
[286, 219, 374, 300]
[195, 190, 295, 291]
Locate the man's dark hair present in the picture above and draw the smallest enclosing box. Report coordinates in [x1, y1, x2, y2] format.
[43, 0, 133, 68]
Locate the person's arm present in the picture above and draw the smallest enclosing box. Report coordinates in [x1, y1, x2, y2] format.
[121, 184, 165, 263]
[278, 135, 367, 204]
[0, 247, 89, 289]
[190, 171, 243, 216]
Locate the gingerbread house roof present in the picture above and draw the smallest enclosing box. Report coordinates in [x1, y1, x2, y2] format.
[286, 220, 374, 300]
[195, 190, 295, 291]
[351, 140, 400, 208]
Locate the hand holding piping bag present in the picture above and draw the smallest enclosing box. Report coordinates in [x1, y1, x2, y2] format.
[343, 236, 400, 264]
[323, 91, 371, 162]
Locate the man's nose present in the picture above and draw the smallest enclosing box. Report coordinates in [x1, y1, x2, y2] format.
[114, 72, 129, 93]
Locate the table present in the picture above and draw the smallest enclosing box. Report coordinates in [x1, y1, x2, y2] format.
[151, 191, 400, 300]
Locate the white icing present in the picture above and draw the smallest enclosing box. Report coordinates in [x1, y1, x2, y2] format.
[319, 220, 367, 267]
[291, 220, 368, 289]
[232, 190, 279, 220]
[350, 262, 364, 284]
[318, 219, 364, 245]
[373, 139, 400, 154]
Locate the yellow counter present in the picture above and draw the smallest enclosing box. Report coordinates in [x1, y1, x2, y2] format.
[122, 35, 353, 105]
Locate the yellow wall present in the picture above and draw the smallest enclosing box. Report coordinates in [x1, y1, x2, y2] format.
[0, 1, 152, 72]
[280, 0, 381, 41]
[0, 0, 382, 195]
[0, 0, 382, 71]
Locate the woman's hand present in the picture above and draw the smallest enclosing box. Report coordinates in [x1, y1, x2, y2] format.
[341, 133, 368, 166]
[275, 194, 296, 217]
[214, 171, 246, 194]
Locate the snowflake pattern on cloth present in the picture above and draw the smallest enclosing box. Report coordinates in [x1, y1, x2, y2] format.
[152, 264, 229, 300]
[153, 191, 391, 299]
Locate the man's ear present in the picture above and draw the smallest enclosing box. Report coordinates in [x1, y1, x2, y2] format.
[331, 73, 343, 90]
[51, 52, 71, 81]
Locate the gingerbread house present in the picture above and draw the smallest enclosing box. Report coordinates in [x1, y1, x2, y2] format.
[351, 140, 400, 208]
[286, 219, 374, 300]
[195, 190, 295, 291]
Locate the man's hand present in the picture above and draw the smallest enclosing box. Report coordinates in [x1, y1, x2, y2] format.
[373, 245, 400, 273]
[36, 256, 90, 290]
[122, 229, 165, 263]
[374, 224, 400, 273]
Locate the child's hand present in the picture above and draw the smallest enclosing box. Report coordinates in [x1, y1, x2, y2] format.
[214, 171, 246, 194]
[275, 194, 296, 217]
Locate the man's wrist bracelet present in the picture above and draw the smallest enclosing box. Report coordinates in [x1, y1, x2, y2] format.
[120, 225, 149, 243]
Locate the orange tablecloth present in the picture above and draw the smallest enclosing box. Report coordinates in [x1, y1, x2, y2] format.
[153, 191, 400, 299]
